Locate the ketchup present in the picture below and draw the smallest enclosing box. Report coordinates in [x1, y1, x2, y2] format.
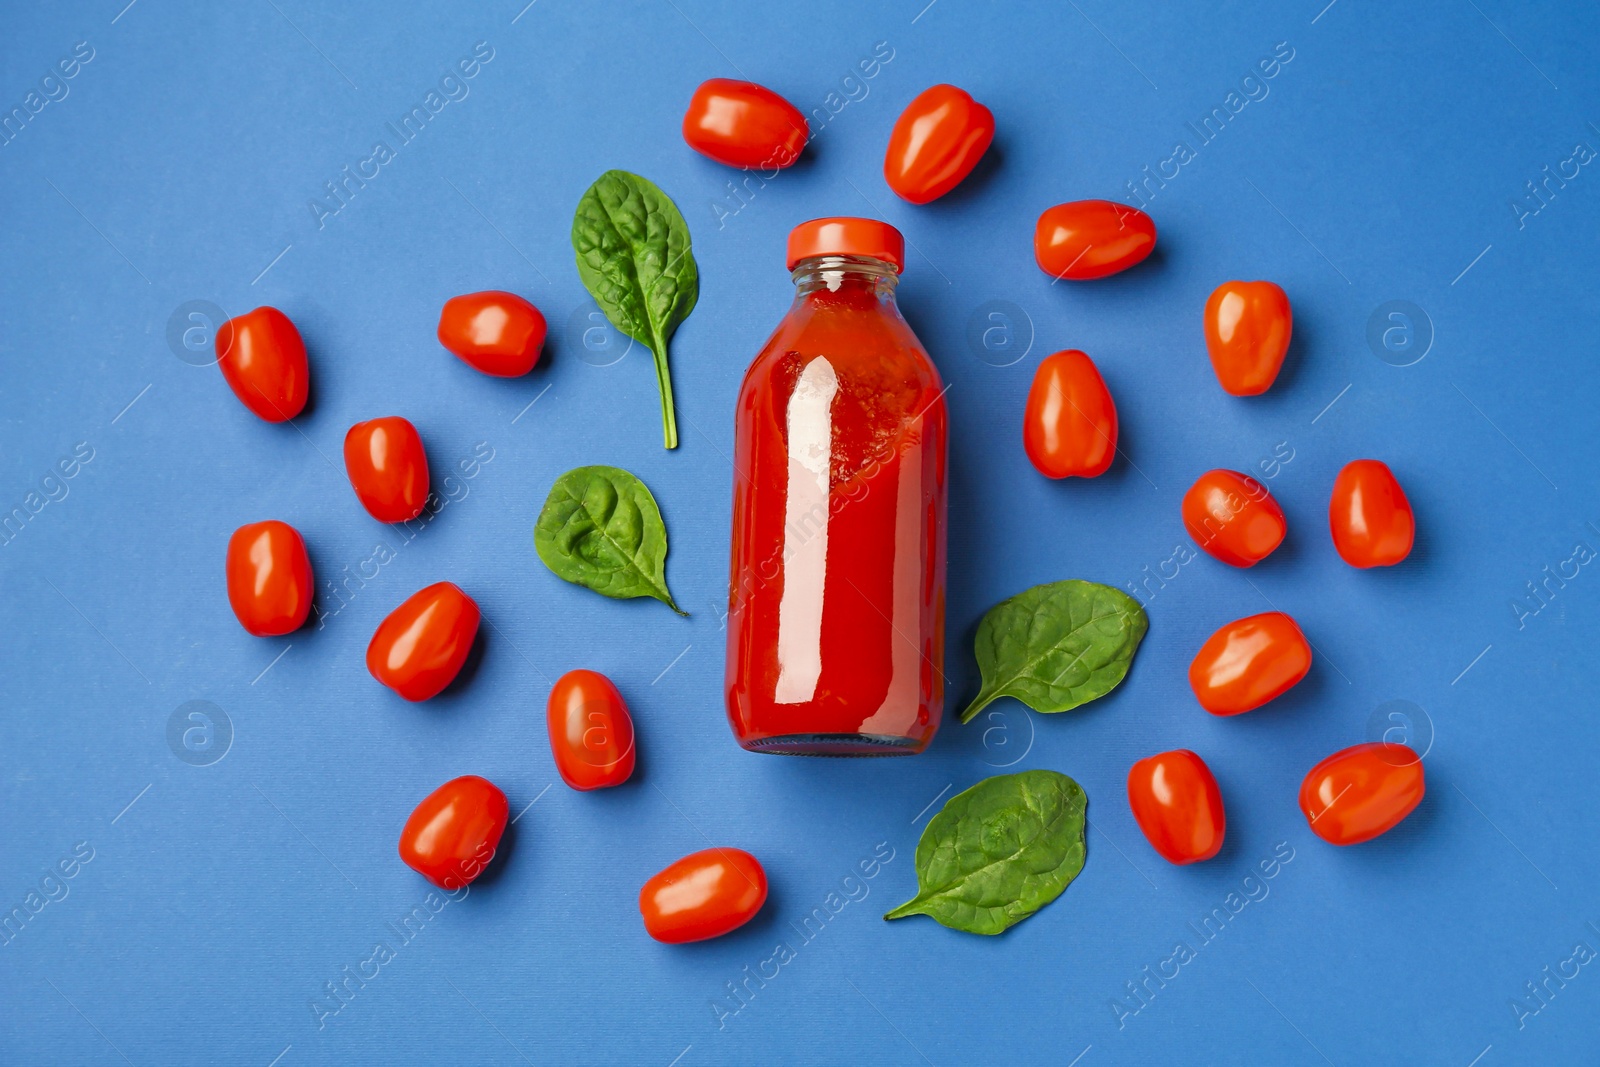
[725, 218, 948, 755]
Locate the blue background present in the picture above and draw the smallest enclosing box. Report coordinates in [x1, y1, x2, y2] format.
[2, 0, 1597, 1063]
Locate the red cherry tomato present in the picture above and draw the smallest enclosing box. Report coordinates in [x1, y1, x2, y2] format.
[1034, 200, 1157, 280]
[1188, 612, 1311, 716]
[1203, 281, 1292, 396]
[343, 416, 429, 523]
[639, 848, 768, 944]
[547, 669, 636, 791]
[1299, 743, 1424, 845]
[437, 291, 546, 378]
[682, 78, 807, 169]
[883, 84, 994, 204]
[1330, 459, 1414, 568]
[225, 520, 313, 637]
[214, 307, 309, 421]
[1127, 750, 1226, 865]
[1182, 469, 1287, 567]
[398, 775, 509, 888]
[367, 582, 481, 701]
[1023, 350, 1117, 479]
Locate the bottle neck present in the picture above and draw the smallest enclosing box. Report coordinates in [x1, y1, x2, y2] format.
[791, 255, 901, 301]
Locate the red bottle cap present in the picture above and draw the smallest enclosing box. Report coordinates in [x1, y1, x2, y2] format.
[786, 217, 905, 273]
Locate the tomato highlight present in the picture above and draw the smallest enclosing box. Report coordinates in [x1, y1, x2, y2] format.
[682, 78, 807, 169]
[1330, 459, 1414, 568]
[1203, 281, 1292, 396]
[1181, 469, 1287, 567]
[215, 306, 309, 421]
[367, 582, 481, 701]
[547, 669, 636, 791]
[225, 520, 313, 637]
[1034, 200, 1157, 280]
[639, 848, 768, 943]
[1127, 750, 1226, 864]
[343, 416, 429, 523]
[398, 775, 509, 888]
[1299, 743, 1424, 845]
[1188, 611, 1311, 715]
[883, 84, 994, 204]
[437, 291, 546, 378]
[1022, 350, 1117, 479]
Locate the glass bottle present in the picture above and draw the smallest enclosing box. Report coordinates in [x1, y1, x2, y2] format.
[725, 218, 948, 755]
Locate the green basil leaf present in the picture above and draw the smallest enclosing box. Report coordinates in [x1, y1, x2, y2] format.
[885, 770, 1087, 935]
[571, 170, 699, 450]
[534, 465, 686, 615]
[959, 579, 1147, 724]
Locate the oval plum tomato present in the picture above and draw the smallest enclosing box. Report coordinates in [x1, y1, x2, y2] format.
[398, 775, 509, 888]
[640, 848, 768, 944]
[1330, 459, 1414, 568]
[343, 416, 429, 523]
[437, 291, 546, 378]
[1127, 750, 1226, 865]
[883, 84, 994, 204]
[547, 669, 636, 791]
[367, 582, 481, 701]
[1189, 611, 1311, 716]
[1299, 743, 1424, 845]
[214, 307, 309, 421]
[1182, 469, 1287, 567]
[1023, 350, 1117, 479]
[1034, 200, 1157, 281]
[225, 520, 313, 636]
[682, 78, 807, 169]
[1203, 281, 1292, 396]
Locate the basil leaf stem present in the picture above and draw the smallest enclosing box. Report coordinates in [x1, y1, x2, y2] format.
[571, 170, 699, 450]
[885, 770, 1087, 935]
[534, 465, 685, 615]
[960, 579, 1147, 723]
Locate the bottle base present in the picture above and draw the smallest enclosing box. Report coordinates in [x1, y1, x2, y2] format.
[740, 732, 926, 757]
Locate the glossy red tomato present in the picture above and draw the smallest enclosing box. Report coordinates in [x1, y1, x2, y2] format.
[682, 78, 807, 169]
[1127, 750, 1226, 864]
[1203, 281, 1292, 396]
[547, 669, 636, 791]
[1330, 459, 1414, 568]
[640, 848, 768, 944]
[1034, 200, 1157, 280]
[343, 416, 429, 523]
[883, 84, 994, 204]
[225, 520, 313, 636]
[1023, 350, 1117, 478]
[1182, 469, 1287, 567]
[367, 582, 481, 701]
[437, 291, 546, 378]
[398, 775, 509, 888]
[1299, 743, 1424, 845]
[214, 307, 309, 421]
[1189, 612, 1311, 715]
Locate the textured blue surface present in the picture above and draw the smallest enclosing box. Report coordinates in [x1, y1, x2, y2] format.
[3, 1, 1599, 1064]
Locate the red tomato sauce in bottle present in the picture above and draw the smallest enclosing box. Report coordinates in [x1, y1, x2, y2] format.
[725, 218, 948, 755]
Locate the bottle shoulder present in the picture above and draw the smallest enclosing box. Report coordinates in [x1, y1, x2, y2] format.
[741, 293, 943, 400]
